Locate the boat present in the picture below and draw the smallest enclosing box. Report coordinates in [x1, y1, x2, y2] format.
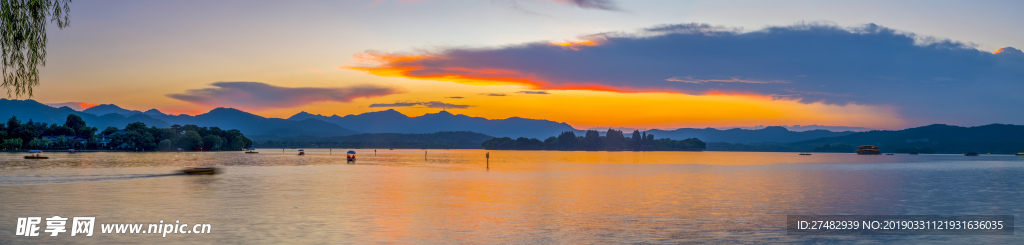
[177, 148, 183, 152]
[885, 153, 894, 155]
[245, 148, 258, 154]
[68, 149, 75, 154]
[909, 152, 919, 155]
[1017, 152, 1023, 156]
[346, 150, 356, 162]
[964, 152, 979, 156]
[856, 145, 881, 155]
[25, 150, 48, 159]
[799, 153, 812, 155]
[298, 149, 305, 155]
[181, 167, 218, 175]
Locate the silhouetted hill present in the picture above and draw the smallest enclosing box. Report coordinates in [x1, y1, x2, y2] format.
[0, 99, 169, 128]
[289, 109, 577, 139]
[255, 131, 494, 149]
[82, 104, 141, 117]
[790, 124, 1024, 154]
[648, 126, 854, 144]
[0, 100, 357, 139]
[164, 108, 359, 139]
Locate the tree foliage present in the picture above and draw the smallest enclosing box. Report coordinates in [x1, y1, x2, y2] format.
[482, 129, 706, 151]
[0, 115, 252, 151]
[1, 0, 71, 97]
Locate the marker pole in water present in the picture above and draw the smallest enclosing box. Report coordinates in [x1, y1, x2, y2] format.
[425, 151, 427, 160]
[486, 152, 489, 169]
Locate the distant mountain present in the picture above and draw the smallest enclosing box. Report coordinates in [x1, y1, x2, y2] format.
[647, 126, 855, 144]
[0, 99, 169, 129]
[166, 108, 359, 139]
[82, 104, 141, 117]
[0, 99, 356, 139]
[289, 109, 578, 139]
[790, 124, 1024, 154]
[255, 131, 495, 149]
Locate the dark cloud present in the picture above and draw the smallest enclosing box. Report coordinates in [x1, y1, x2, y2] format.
[368, 102, 420, 108]
[168, 82, 401, 109]
[369, 101, 472, 109]
[517, 91, 550, 94]
[352, 23, 1024, 125]
[481, 93, 507, 96]
[445, 96, 465, 99]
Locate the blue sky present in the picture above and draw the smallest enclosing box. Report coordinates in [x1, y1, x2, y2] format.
[29, 0, 1024, 129]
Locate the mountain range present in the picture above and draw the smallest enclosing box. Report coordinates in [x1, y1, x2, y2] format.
[13, 99, 997, 149]
[288, 110, 577, 139]
[789, 124, 1024, 154]
[648, 126, 855, 144]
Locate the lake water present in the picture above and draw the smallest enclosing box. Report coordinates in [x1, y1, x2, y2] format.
[1, 150, 1022, 244]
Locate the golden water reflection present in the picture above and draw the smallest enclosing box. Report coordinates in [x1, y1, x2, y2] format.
[1, 150, 1022, 243]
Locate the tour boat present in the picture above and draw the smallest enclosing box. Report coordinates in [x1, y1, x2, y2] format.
[298, 149, 305, 155]
[68, 149, 75, 154]
[25, 150, 47, 159]
[181, 167, 218, 175]
[1017, 152, 1023, 156]
[245, 148, 258, 154]
[856, 145, 881, 155]
[346, 150, 356, 162]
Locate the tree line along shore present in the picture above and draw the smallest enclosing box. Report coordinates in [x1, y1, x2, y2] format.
[482, 129, 707, 151]
[1, 115, 252, 151]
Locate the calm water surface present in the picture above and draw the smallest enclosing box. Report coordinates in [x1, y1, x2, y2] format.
[1, 150, 1022, 244]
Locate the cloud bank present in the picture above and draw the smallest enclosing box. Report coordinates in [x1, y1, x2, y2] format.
[369, 101, 471, 109]
[347, 23, 1024, 125]
[168, 82, 401, 109]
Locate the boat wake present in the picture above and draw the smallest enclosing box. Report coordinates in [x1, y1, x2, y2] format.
[0, 173, 183, 185]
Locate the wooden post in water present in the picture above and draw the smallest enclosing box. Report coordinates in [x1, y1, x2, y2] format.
[425, 150, 427, 160]
[486, 152, 489, 169]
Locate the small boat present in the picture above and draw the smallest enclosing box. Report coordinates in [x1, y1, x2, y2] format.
[1017, 152, 1024, 156]
[245, 148, 259, 154]
[25, 150, 48, 159]
[856, 145, 882, 155]
[177, 148, 183, 152]
[68, 149, 76, 154]
[181, 167, 218, 175]
[885, 153, 894, 155]
[346, 150, 356, 162]
[389, 147, 394, 150]
[964, 152, 979, 156]
[799, 153, 812, 155]
[298, 149, 305, 155]
[346, 150, 358, 161]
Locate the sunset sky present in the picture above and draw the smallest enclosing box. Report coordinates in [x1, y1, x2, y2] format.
[27, 0, 1024, 130]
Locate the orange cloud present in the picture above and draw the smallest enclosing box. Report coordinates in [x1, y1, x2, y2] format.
[344, 51, 681, 94]
[550, 40, 599, 50]
[79, 102, 99, 109]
